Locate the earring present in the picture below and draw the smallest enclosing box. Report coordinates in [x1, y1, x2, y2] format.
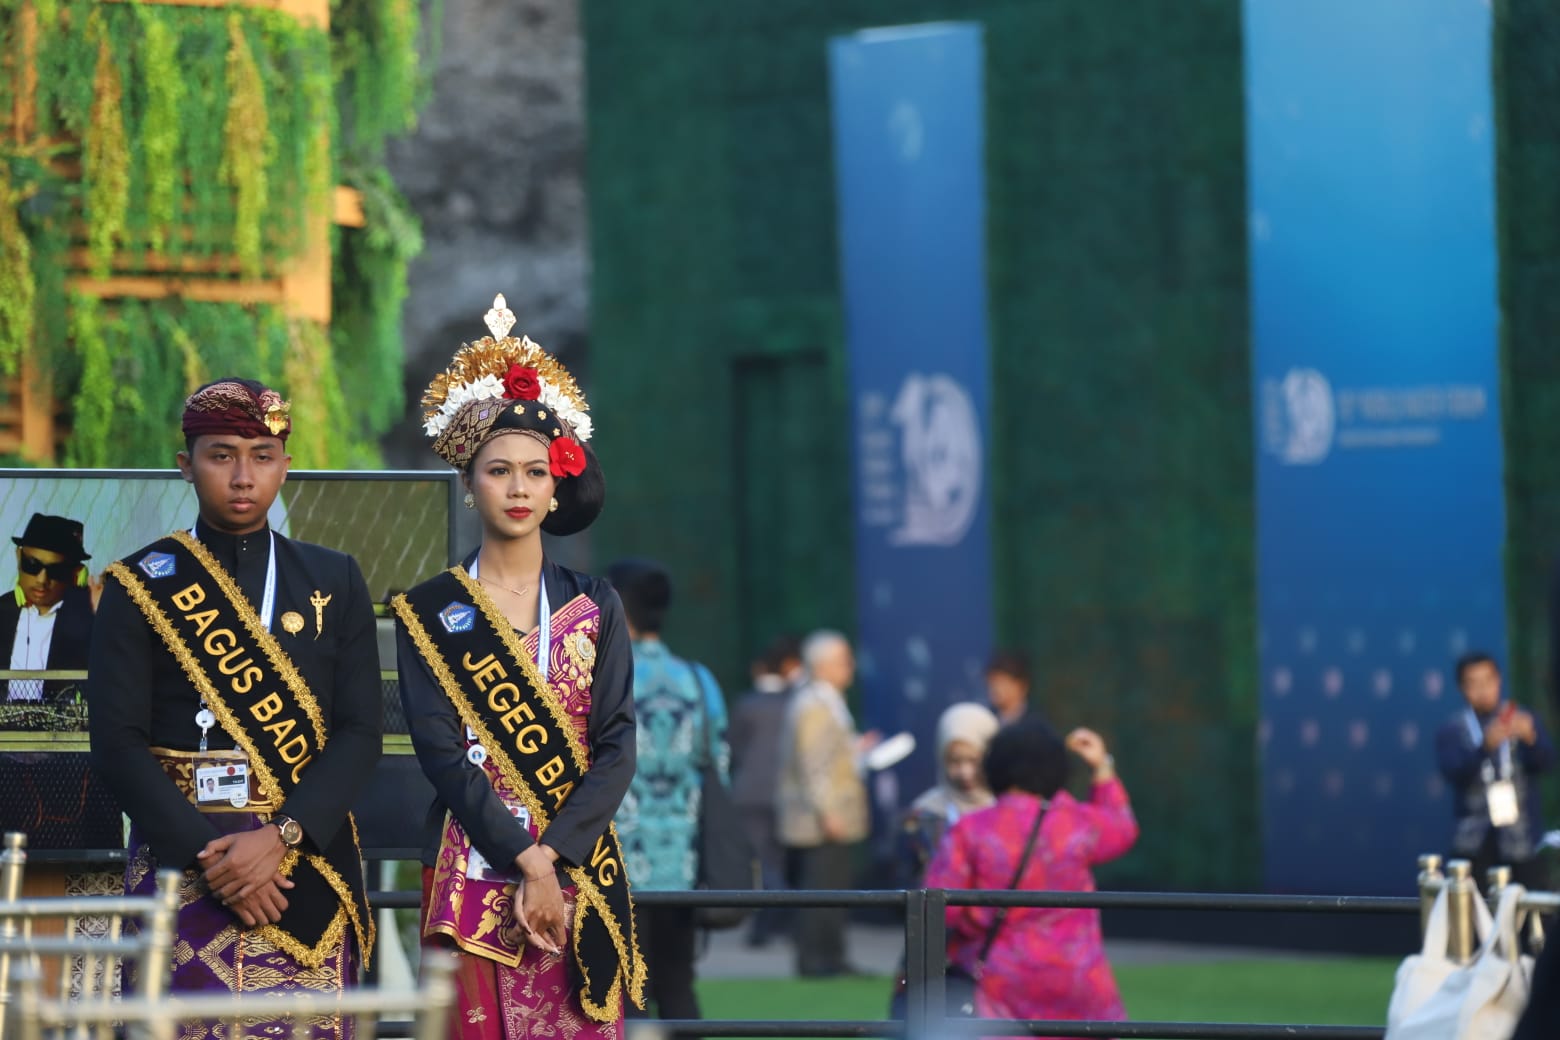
[464, 492, 475, 509]
[549, 497, 559, 513]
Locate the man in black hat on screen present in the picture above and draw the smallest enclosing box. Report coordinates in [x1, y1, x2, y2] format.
[2, 513, 95, 702]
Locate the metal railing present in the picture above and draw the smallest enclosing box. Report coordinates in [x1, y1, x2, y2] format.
[5, 954, 456, 1040]
[2, 842, 1543, 1038]
[370, 883, 1419, 1039]
[368, 851, 1560, 1040]
[0, 831, 458, 1040]
[0, 833, 181, 1038]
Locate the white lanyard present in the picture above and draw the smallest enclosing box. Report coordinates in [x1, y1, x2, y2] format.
[191, 525, 276, 632]
[469, 558, 549, 678]
[1466, 709, 1514, 780]
[190, 525, 275, 750]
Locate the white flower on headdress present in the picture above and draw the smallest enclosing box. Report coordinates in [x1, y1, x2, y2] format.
[536, 378, 593, 443]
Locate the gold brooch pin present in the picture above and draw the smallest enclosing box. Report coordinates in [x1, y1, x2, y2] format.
[280, 611, 305, 636]
[309, 590, 332, 639]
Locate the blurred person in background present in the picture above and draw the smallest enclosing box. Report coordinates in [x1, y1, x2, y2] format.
[5, 513, 96, 703]
[890, 701, 999, 1017]
[609, 558, 727, 1031]
[1435, 651, 1555, 890]
[777, 629, 877, 977]
[985, 649, 1034, 726]
[898, 702, 1000, 884]
[729, 633, 802, 948]
[927, 717, 1137, 1034]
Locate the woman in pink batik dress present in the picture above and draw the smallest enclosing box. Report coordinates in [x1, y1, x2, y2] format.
[926, 716, 1138, 1039]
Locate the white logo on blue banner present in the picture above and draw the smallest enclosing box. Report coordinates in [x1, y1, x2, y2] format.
[1263, 368, 1335, 465]
[138, 551, 177, 580]
[439, 601, 475, 634]
[888, 373, 982, 547]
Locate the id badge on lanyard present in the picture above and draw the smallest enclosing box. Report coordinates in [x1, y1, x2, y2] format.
[1469, 710, 1519, 827]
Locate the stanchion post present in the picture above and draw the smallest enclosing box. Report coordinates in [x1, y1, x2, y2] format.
[415, 950, 456, 1040]
[6, 962, 40, 1040]
[0, 832, 29, 1040]
[1417, 853, 1443, 939]
[1446, 859, 1477, 963]
[139, 870, 182, 1006]
[923, 888, 948, 1033]
[903, 888, 927, 1040]
[1486, 865, 1511, 915]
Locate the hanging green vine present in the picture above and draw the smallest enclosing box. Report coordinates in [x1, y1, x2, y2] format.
[0, 166, 35, 375]
[136, 8, 183, 253]
[63, 292, 114, 467]
[333, 0, 428, 163]
[220, 13, 270, 279]
[282, 318, 340, 468]
[24, 176, 71, 381]
[83, 21, 129, 276]
[32, 0, 96, 138]
[332, 162, 420, 438]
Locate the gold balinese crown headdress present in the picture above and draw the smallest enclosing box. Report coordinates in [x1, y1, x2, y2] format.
[420, 294, 593, 469]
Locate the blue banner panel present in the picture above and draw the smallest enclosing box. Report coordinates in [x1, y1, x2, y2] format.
[829, 24, 994, 806]
[1245, 1, 1504, 894]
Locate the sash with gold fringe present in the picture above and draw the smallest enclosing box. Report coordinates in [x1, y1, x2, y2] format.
[106, 532, 374, 969]
[391, 568, 646, 1021]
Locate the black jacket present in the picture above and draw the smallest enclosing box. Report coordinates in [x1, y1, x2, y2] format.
[1, 585, 95, 698]
[87, 521, 383, 870]
[395, 554, 636, 874]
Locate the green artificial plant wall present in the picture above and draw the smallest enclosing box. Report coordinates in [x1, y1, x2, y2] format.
[0, 0, 431, 466]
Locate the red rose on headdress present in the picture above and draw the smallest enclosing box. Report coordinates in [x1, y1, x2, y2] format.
[549, 436, 586, 478]
[503, 364, 541, 401]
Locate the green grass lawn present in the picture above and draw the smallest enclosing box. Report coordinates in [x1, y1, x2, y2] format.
[695, 957, 1399, 1035]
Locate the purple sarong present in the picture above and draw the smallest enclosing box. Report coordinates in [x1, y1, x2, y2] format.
[126, 811, 357, 1040]
[419, 592, 624, 1038]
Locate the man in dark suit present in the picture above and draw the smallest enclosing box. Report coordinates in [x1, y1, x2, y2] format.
[728, 634, 801, 947]
[88, 378, 381, 1017]
[3, 513, 95, 702]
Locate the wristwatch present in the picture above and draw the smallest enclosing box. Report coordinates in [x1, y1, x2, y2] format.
[271, 814, 304, 849]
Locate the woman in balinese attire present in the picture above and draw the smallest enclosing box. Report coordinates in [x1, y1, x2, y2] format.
[392, 295, 646, 1038]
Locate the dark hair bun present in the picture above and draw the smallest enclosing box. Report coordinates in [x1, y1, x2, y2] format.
[542, 442, 605, 536]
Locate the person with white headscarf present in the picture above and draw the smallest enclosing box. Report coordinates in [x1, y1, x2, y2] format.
[890, 702, 1000, 1019]
[900, 702, 1001, 884]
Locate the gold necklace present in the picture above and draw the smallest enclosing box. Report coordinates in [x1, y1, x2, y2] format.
[478, 574, 533, 598]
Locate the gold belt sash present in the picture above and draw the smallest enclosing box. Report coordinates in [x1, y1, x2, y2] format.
[149, 747, 278, 814]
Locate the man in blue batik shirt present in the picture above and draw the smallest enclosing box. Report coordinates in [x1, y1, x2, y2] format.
[607, 558, 727, 1030]
[1435, 651, 1555, 892]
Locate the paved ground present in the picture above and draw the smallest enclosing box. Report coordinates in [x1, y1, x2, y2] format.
[694, 923, 1314, 980]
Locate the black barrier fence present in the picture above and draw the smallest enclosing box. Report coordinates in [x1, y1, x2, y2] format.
[364, 885, 1407, 1039]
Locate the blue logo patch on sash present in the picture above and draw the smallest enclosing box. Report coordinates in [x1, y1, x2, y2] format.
[138, 552, 177, 579]
[439, 601, 476, 633]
